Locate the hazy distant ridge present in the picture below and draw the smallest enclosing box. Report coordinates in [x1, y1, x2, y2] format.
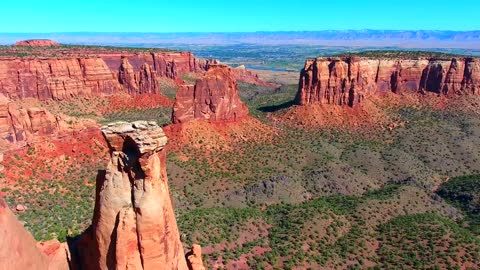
[1, 30, 480, 48]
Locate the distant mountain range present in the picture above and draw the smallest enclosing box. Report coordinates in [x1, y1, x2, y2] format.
[1, 30, 480, 48]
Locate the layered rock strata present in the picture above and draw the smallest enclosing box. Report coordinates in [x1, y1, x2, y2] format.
[0, 95, 96, 149]
[172, 64, 249, 123]
[296, 57, 480, 106]
[0, 51, 208, 100]
[79, 121, 189, 270]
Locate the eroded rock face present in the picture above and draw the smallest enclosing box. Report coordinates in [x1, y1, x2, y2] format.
[0, 95, 96, 149]
[0, 198, 49, 270]
[172, 64, 249, 123]
[0, 49, 208, 100]
[296, 57, 480, 106]
[186, 244, 205, 270]
[79, 121, 188, 270]
[14, 39, 60, 47]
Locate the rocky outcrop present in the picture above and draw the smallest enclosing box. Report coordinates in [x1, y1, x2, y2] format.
[296, 57, 480, 106]
[0, 197, 50, 270]
[172, 64, 249, 123]
[186, 244, 205, 270]
[0, 95, 96, 149]
[79, 121, 189, 270]
[14, 39, 60, 47]
[0, 48, 208, 100]
[231, 65, 279, 89]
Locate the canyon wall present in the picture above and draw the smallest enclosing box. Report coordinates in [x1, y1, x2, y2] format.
[0, 51, 208, 100]
[296, 57, 480, 106]
[0, 95, 96, 149]
[172, 64, 249, 123]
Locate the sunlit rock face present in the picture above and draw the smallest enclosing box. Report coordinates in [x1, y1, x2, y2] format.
[0, 45, 208, 100]
[14, 39, 60, 47]
[0, 94, 97, 150]
[0, 198, 50, 270]
[79, 121, 189, 270]
[173, 64, 249, 123]
[296, 57, 480, 107]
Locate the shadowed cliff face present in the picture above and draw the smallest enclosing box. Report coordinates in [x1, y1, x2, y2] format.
[79, 121, 190, 270]
[296, 57, 480, 106]
[172, 64, 249, 123]
[0, 51, 208, 100]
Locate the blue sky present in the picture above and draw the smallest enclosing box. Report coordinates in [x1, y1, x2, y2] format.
[1, 0, 478, 32]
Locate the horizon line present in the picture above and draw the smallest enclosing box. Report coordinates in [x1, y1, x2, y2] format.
[1, 30, 480, 34]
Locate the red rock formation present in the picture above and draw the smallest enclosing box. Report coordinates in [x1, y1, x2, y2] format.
[0, 95, 97, 150]
[0, 46, 208, 100]
[37, 240, 71, 270]
[231, 65, 279, 89]
[0, 197, 71, 270]
[172, 64, 249, 123]
[79, 121, 189, 270]
[186, 244, 205, 270]
[0, 197, 50, 270]
[296, 57, 480, 106]
[14, 39, 60, 47]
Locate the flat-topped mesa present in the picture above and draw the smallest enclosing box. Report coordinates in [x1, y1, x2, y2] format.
[172, 64, 249, 123]
[79, 121, 189, 270]
[296, 56, 480, 106]
[14, 39, 60, 47]
[0, 43, 209, 100]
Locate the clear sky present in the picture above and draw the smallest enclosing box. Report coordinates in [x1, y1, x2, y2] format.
[1, 0, 478, 32]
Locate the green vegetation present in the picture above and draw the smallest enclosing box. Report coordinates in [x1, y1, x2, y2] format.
[238, 82, 297, 118]
[3, 52, 480, 268]
[0, 44, 173, 58]
[4, 153, 106, 242]
[158, 79, 180, 99]
[337, 50, 468, 59]
[437, 174, 480, 234]
[179, 185, 480, 268]
[167, 44, 480, 70]
[378, 213, 480, 269]
[180, 73, 199, 85]
[101, 107, 172, 126]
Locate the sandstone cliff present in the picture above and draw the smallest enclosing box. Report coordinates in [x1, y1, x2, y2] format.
[78, 121, 191, 270]
[0, 50, 208, 100]
[0, 95, 96, 150]
[296, 57, 480, 106]
[172, 64, 249, 123]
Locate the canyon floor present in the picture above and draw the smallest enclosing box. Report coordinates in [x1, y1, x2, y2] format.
[2, 48, 480, 269]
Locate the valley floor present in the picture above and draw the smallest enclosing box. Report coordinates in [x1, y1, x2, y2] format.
[2, 71, 480, 269]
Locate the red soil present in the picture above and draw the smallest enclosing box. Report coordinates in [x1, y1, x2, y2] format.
[164, 117, 277, 154]
[103, 93, 173, 113]
[2, 130, 108, 185]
